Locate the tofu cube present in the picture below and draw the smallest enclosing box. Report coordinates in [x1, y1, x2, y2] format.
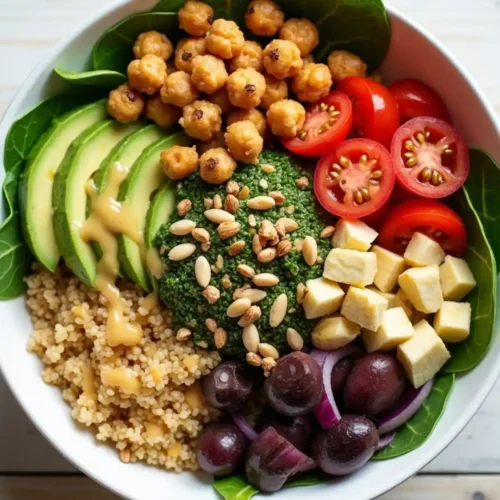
[398, 266, 443, 314]
[434, 301, 472, 343]
[367, 287, 397, 308]
[439, 255, 476, 301]
[333, 218, 378, 252]
[394, 288, 414, 320]
[362, 307, 414, 352]
[404, 232, 445, 267]
[372, 245, 407, 292]
[312, 316, 360, 350]
[341, 286, 388, 331]
[324, 248, 377, 287]
[303, 277, 345, 319]
[397, 320, 451, 388]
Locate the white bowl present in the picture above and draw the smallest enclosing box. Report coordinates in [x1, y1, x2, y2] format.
[1, 1, 500, 499]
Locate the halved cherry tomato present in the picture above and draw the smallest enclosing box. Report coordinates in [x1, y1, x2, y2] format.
[282, 91, 353, 157]
[337, 77, 400, 149]
[378, 198, 467, 256]
[389, 79, 451, 123]
[391, 117, 469, 198]
[314, 138, 395, 218]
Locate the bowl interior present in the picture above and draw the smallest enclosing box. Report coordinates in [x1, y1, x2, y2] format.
[0, 2, 500, 499]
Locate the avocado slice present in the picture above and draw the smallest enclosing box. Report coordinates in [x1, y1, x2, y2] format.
[118, 132, 192, 290]
[19, 99, 107, 271]
[53, 119, 143, 286]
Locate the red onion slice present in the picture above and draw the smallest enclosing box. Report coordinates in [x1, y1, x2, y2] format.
[376, 432, 396, 451]
[378, 379, 434, 435]
[232, 413, 259, 441]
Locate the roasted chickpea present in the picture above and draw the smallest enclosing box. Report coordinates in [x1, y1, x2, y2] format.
[226, 68, 266, 109]
[178, 0, 214, 37]
[206, 86, 233, 114]
[179, 100, 222, 140]
[225, 120, 263, 164]
[260, 74, 288, 110]
[292, 63, 333, 103]
[266, 99, 306, 138]
[128, 54, 167, 95]
[197, 131, 226, 154]
[160, 71, 199, 107]
[302, 54, 314, 66]
[263, 39, 303, 80]
[175, 37, 207, 73]
[133, 31, 173, 60]
[146, 95, 182, 128]
[191, 54, 228, 94]
[107, 84, 145, 123]
[161, 145, 199, 180]
[199, 148, 236, 184]
[327, 50, 367, 81]
[206, 19, 245, 60]
[227, 108, 267, 137]
[279, 18, 319, 57]
[229, 41, 264, 73]
[245, 0, 284, 37]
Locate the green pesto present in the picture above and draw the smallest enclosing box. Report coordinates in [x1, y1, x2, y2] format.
[156, 150, 330, 358]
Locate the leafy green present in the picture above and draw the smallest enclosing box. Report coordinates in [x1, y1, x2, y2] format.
[92, 12, 181, 73]
[54, 67, 127, 88]
[373, 374, 455, 460]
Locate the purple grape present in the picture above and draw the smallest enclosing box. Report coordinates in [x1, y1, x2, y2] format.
[330, 357, 356, 395]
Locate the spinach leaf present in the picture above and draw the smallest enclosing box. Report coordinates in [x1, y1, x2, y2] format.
[54, 67, 127, 88]
[373, 373, 455, 460]
[92, 12, 181, 73]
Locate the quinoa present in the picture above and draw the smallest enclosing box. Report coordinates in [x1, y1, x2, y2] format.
[26, 264, 220, 472]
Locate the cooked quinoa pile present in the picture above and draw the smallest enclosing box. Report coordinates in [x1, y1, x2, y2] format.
[26, 264, 221, 472]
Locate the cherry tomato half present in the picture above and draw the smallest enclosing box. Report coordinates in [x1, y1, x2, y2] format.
[314, 138, 395, 218]
[337, 77, 400, 149]
[389, 79, 451, 123]
[391, 117, 469, 199]
[282, 91, 353, 157]
[377, 198, 467, 256]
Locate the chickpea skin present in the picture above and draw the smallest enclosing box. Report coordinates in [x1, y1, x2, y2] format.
[175, 37, 207, 73]
[226, 68, 266, 109]
[225, 120, 263, 164]
[266, 99, 306, 138]
[199, 148, 236, 184]
[179, 100, 222, 140]
[146, 95, 182, 128]
[128, 54, 167, 95]
[160, 71, 199, 107]
[133, 31, 173, 60]
[107, 84, 144, 123]
[260, 74, 288, 110]
[191, 54, 228, 94]
[327, 50, 367, 81]
[263, 39, 303, 80]
[161, 145, 199, 180]
[178, 0, 214, 37]
[206, 86, 233, 114]
[206, 19, 245, 60]
[229, 41, 264, 73]
[279, 18, 319, 57]
[197, 130, 226, 155]
[292, 63, 333, 103]
[245, 0, 284, 37]
[227, 108, 267, 137]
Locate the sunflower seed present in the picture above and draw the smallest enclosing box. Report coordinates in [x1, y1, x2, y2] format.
[168, 243, 197, 261]
[169, 219, 196, 235]
[302, 236, 318, 266]
[286, 328, 304, 351]
[227, 298, 252, 317]
[253, 273, 279, 287]
[242, 324, 260, 353]
[194, 256, 211, 287]
[269, 293, 287, 327]
[258, 343, 279, 360]
[204, 209, 235, 224]
[247, 196, 276, 210]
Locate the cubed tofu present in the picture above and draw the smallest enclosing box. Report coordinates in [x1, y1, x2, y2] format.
[312, 316, 360, 350]
[367, 286, 397, 308]
[439, 255, 476, 301]
[394, 288, 414, 321]
[303, 277, 345, 319]
[324, 248, 377, 287]
[398, 266, 443, 314]
[434, 301, 472, 343]
[397, 320, 451, 388]
[362, 307, 414, 352]
[341, 286, 388, 331]
[372, 245, 407, 292]
[333, 218, 378, 252]
[404, 232, 445, 267]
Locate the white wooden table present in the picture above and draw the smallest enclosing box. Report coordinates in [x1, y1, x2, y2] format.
[1, 0, 500, 497]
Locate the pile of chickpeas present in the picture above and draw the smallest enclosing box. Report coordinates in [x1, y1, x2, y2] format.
[107, 0, 369, 185]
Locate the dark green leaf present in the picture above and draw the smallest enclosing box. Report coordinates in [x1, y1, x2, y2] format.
[92, 12, 181, 73]
[373, 373, 455, 460]
[54, 67, 127, 88]
[214, 474, 258, 500]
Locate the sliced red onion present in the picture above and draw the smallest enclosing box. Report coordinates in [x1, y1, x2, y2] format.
[376, 432, 396, 451]
[311, 347, 363, 429]
[378, 379, 434, 435]
[232, 413, 259, 441]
